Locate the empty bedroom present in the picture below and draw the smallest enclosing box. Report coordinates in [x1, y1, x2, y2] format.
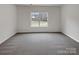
[0, 4, 79, 55]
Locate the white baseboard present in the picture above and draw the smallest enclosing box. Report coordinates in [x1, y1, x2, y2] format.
[0, 33, 16, 45]
[62, 32, 79, 43]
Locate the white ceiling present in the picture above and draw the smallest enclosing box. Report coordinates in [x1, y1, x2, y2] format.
[16, 4, 62, 7]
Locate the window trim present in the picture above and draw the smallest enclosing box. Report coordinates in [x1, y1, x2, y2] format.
[31, 12, 48, 27]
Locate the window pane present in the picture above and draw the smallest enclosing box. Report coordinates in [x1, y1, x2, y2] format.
[31, 21, 39, 27]
[31, 12, 48, 27]
[40, 21, 48, 27]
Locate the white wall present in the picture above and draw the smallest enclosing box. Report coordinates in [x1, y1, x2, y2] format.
[0, 5, 17, 44]
[16, 6, 61, 32]
[61, 5, 79, 42]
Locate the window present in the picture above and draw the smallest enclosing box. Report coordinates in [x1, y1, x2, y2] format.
[31, 12, 48, 27]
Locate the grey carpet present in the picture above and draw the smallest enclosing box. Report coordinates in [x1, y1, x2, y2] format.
[0, 33, 79, 55]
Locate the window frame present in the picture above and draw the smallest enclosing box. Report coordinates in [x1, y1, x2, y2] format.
[31, 12, 48, 27]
